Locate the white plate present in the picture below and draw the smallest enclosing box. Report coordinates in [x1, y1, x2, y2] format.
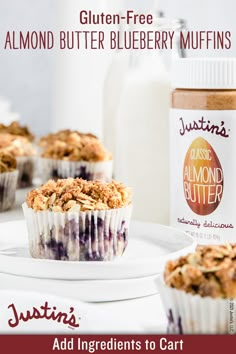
[0, 272, 160, 303]
[0, 219, 196, 281]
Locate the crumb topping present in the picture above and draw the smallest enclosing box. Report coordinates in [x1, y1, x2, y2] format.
[0, 133, 36, 157]
[164, 244, 236, 299]
[0, 151, 17, 173]
[0, 121, 34, 141]
[41, 132, 111, 162]
[39, 129, 97, 147]
[26, 178, 132, 212]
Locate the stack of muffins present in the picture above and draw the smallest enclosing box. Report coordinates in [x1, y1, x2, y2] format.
[0, 121, 133, 263]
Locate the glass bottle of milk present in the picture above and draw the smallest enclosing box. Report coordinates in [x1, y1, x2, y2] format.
[115, 18, 186, 224]
[102, 21, 130, 167]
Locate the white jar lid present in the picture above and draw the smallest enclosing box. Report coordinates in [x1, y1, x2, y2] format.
[172, 58, 236, 89]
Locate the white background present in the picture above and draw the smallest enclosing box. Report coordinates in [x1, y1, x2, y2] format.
[0, 0, 235, 136]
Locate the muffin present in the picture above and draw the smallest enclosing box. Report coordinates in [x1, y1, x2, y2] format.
[158, 244, 236, 334]
[22, 178, 132, 261]
[38, 129, 97, 148]
[39, 131, 112, 183]
[0, 133, 36, 188]
[0, 151, 19, 211]
[0, 121, 34, 141]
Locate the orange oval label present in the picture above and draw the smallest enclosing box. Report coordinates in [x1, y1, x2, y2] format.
[183, 137, 224, 216]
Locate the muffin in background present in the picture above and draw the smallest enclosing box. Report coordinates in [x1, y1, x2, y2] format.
[0, 121, 34, 141]
[39, 131, 112, 183]
[38, 129, 97, 148]
[23, 178, 132, 261]
[0, 133, 36, 188]
[0, 151, 18, 211]
[158, 244, 236, 334]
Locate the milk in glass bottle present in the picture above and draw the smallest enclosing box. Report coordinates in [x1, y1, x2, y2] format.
[102, 22, 130, 163]
[115, 18, 185, 224]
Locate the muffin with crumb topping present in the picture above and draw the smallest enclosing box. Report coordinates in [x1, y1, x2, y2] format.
[22, 178, 132, 261]
[38, 129, 97, 148]
[158, 244, 236, 334]
[39, 130, 112, 183]
[0, 121, 34, 141]
[0, 133, 36, 188]
[0, 151, 18, 211]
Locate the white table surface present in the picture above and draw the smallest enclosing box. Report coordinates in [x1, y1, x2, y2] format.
[0, 188, 167, 334]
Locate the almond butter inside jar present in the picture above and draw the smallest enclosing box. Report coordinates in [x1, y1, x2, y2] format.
[170, 58, 236, 244]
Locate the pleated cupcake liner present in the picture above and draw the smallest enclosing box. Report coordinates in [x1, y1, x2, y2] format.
[16, 156, 35, 188]
[39, 158, 113, 183]
[0, 170, 19, 211]
[157, 277, 236, 334]
[22, 203, 132, 262]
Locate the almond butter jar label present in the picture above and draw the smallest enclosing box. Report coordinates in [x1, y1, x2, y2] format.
[170, 108, 236, 244]
[170, 58, 236, 244]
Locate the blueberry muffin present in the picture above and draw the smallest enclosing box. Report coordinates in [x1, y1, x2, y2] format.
[158, 244, 236, 334]
[0, 133, 36, 188]
[39, 131, 112, 182]
[0, 121, 34, 141]
[0, 151, 18, 211]
[23, 178, 132, 261]
[38, 129, 97, 148]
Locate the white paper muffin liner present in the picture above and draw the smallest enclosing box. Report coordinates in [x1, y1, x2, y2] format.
[22, 203, 132, 261]
[39, 158, 113, 183]
[157, 277, 236, 334]
[16, 156, 35, 188]
[0, 170, 19, 211]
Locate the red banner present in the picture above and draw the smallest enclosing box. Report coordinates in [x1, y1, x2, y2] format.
[0, 335, 234, 354]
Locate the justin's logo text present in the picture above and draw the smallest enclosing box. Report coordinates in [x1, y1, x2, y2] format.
[7, 302, 80, 329]
[179, 117, 230, 138]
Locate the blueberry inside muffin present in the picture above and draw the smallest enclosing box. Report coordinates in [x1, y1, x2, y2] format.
[39, 131, 112, 182]
[24, 178, 132, 261]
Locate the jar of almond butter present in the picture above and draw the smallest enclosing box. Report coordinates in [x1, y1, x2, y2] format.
[170, 58, 236, 244]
